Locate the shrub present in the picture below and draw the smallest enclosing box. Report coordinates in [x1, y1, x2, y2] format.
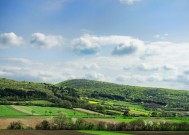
[97, 122, 107, 130]
[35, 120, 51, 130]
[7, 121, 23, 130]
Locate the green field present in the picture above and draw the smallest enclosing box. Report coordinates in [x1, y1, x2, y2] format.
[78, 130, 133, 135]
[0, 105, 28, 117]
[20, 106, 89, 117]
[160, 117, 189, 123]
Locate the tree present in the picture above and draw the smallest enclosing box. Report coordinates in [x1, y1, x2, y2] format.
[123, 108, 130, 117]
[35, 120, 50, 130]
[49, 111, 52, 115]
[53, 112, 70, 129]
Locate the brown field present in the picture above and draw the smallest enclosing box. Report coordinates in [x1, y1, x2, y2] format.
[0, 130, 92, 135]
[0, 117, 49, 129]
[0, 130, 188, 135]
[73, 108, 102, 115]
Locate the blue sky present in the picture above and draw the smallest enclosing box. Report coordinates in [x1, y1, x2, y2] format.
[0, 0, 189, 90]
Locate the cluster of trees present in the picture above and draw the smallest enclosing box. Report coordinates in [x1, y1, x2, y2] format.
[7, 113, 189, 131]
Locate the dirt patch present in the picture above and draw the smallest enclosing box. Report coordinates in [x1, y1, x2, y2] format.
[0, 117, 50, 129]
[118, 131, 189, 135]
[73, 108, 101, 115]
[10, 105, 32, 115]
[0, 130, 93, 135]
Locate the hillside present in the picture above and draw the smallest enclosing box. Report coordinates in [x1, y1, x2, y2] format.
[0, 78, 79, 108]
[57, 79, 189, 110]
[0, 78, 189, 111]
[0, 78, 54, 100]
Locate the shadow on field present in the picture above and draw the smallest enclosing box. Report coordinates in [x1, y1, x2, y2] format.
[0, 130, 92, 135]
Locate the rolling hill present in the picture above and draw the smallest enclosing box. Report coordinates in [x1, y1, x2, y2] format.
[57, 79, 189, 110]
[0, 78, 189, 111]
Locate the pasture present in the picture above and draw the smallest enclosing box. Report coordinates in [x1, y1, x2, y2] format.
[0, 105, 28, 117]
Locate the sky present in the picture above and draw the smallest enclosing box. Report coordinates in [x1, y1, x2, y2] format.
[0, 0, 189, 90]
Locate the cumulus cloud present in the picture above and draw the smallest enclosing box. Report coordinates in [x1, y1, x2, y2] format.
[31, 33, 64, 48]
[72, 40, 100, 55]
[72, 34, 144, 56]
[112, 42, 139, 56]
[120, 0, 141, 5]
[0, 32, 23, 47]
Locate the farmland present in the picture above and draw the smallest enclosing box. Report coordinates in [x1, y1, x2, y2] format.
[0, 78, 189, 132]
[19, 106, 88, 117]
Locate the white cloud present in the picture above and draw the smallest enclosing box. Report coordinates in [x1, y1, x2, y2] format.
[120, 0, 141, 5]
[112, 41, 142, 56]
[72, 34, 144, 56]
[0, 32, 23, 47]
[31, 33, 64, 48]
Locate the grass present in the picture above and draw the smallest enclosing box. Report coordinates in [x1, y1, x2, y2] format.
[20, 106, 89, 117]
[78, 130, 133, 135]
[159, 117, 189, 123]
[115, 117, 138, 123]
[89, 100, 99, 104]
[0, 105, 29, 117]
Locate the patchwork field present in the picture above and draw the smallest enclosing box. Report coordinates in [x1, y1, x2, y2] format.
[20, 106, 88, 117]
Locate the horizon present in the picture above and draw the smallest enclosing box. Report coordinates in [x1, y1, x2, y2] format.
[1, 0, 189, 90]
[1, 77, 188, 91]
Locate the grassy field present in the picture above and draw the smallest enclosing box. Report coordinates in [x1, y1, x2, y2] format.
[20, 106, 89, 117]
[78, 130, 132, 135]
[0, 105, 29, 117]
[160, 117, 189, 123]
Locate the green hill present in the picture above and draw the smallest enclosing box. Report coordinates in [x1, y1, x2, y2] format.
[0, 78, 189, 112]
[57, 79, 189, 110]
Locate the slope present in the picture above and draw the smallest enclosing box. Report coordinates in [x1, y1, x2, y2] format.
[56, 79, 189, 110]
